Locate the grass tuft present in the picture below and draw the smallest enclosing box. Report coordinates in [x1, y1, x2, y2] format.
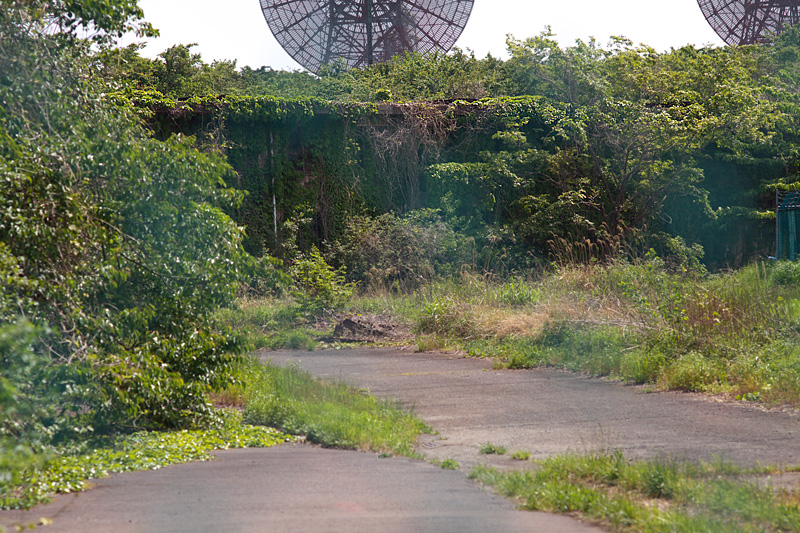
[479, 442, 507, 455]
[237, 356, 430, 456]
[511, 450, 531, 461]
[469, 450, 800, 531]
[439, 458, 460, 470]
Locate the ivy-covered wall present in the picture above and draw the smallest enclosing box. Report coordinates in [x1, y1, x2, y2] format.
[144, 95, 544, 259]
[143, 93, 778, 268]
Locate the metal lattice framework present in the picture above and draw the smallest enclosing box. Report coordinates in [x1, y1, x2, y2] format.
[260, 0, 473, 73]
[698, 0, 800, 45]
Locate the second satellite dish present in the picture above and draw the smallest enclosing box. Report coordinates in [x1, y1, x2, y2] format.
[698, 0, 800, 45]
[260, 0, 473, 73]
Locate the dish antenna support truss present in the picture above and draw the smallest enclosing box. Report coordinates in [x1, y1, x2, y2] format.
[698, 0, 800, 45]
[260, 0, 473, 73]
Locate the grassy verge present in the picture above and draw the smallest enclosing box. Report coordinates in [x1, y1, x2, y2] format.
[2, 353, 431, 512]
[215, 296, 320, 351]
[469, 450, 800, 531]
[225, 259, 800, 406]
[1, 411, 292, 510]
[343, 260, 800, 406]
[234, 356, 431, 456]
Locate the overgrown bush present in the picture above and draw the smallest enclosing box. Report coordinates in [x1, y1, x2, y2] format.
[290, 247, 356, 313]
[0, 321, 50, 491]
[0, 2, 249, 434]
[330, 210, 475, 290]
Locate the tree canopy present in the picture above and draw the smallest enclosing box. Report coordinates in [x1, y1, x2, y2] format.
[0, 0, 251, 468]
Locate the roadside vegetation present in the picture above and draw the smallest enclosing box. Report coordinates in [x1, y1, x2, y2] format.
[5, 0, 800, 530]
[229, 253, 800, 407]
[471, 451, 800, 532]
[410, 257, 800, 405]
[1, 355, 428, 512]
[235, 356, 430, 455]
[0, 0, 427, 513]
[1, 412, 291, 510]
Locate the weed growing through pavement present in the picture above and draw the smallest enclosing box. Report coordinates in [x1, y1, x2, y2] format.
[440, 458, 460, 470]
[479, 442, 507, 455]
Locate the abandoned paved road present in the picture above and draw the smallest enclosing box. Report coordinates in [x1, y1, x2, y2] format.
[1, 446, 594, 532]
[5, 346, 800, 532]
[263, 347, 800, 471]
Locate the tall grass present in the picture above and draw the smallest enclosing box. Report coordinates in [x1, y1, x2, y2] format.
[353, 260, 800, 405]
[233, 356, 430, 455]
[221, 258, 800, 406]
[214, 296, 317, 351]
[470, 451, 800, 532]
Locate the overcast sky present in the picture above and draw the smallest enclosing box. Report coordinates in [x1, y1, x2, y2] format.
[126, 0, 726, 71]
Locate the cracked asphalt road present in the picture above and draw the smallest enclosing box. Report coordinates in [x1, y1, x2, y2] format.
[5, 346, 799, 532]
[261, 347, 800, 470]
[2, 446, 594, 532]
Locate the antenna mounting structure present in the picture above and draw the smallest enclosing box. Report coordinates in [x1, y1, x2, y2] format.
[260, 0, 474, 73]
[698, 0, 800, 45]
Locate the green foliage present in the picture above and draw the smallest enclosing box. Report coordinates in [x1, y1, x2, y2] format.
[492, 279, 540, 307]
[470, 451, 800, 531]
[345, 49, 504, 101]
[99, 25, 800, 269]
[275, 330, 317, 351]
[768, 260, 800, 286]
[439, 458, 460, 470]
[213, 296, 315, 352]
[290, 247, 357, 313]
[353, 258, 800, 405]
[417, 296, 478, 339]
[0, 0, 251, 436]
[99, 44, 246, 97]
[469, 324, 629, 376]
[0, 321, 50, 495]
[330, 210, 475, 289]
[1, 411, 291, 510]
[3, 0, 158, 46]
[479, 442, 507, 455]
[242, 254, 291, 297]
[510, 450, 531, 461]
[240, 357, 429, 454]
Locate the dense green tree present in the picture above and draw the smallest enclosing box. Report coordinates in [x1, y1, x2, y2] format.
[90, 20, 800, 267]
[0, 0, 249, 439]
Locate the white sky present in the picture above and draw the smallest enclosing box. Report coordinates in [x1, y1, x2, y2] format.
[126, 0, 726, 72]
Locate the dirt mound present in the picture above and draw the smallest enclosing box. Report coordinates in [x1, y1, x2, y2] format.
[328, 314, 410, 343]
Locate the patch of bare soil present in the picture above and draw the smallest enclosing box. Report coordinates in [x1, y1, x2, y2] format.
[319, 313, 414, 343]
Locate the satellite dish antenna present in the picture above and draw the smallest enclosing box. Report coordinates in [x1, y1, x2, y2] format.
[697, 0, 800, 45]
[259, 0, 473, 73]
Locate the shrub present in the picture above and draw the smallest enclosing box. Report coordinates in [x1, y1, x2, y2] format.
[619, 347, 668, 384]
[661, 351, 724, 392]
[0, 320, 50, 490]
[767, 260, 800, 286]
[330, 210, 474, 290]
[416, 297, 477, 337]
[290, 247, 356, 313]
